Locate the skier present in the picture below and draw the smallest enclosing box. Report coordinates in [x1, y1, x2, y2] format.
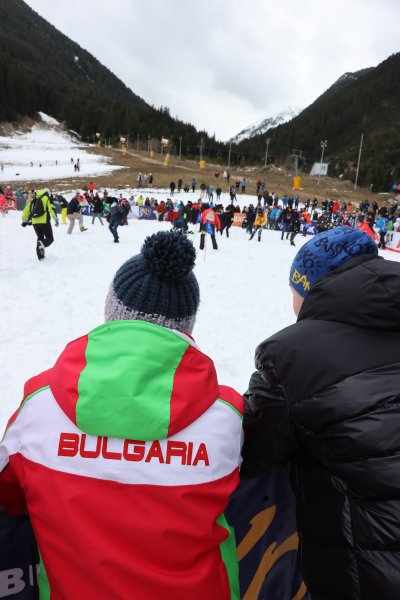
[21, 188, 59, 260]
[0, 231, 243, 600]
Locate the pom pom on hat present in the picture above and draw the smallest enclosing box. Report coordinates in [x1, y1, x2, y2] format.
[141, 230, 196, 281]
[289, 226, 378, 297]
[105, 231, 200, 335]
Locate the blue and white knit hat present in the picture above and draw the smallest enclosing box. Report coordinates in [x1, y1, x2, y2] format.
[105, 231, 200, 334]
[289, 226, 378, 297]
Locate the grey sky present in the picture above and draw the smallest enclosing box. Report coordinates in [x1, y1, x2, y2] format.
[25, 0, 400, 140]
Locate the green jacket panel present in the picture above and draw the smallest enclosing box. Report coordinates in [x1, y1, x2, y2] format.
[22, 193, 57, 225]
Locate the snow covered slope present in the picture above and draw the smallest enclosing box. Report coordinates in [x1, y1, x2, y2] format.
[229, 107, 302, 144]
[0, 114, 125, 183]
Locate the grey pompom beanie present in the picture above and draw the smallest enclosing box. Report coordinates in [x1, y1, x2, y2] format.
[105, 231, 200, 335]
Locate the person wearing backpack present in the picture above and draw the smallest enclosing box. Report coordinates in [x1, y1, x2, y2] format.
[22, 188, 59, 260]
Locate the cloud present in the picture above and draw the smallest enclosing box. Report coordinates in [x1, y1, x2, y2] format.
[25, 0, 400, 140]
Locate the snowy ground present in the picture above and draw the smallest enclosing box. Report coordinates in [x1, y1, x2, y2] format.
[0, 202, 396, 433]
[0, 114, 124, 184]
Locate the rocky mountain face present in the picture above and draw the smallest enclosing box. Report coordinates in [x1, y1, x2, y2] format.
[229, 107, 301, 144]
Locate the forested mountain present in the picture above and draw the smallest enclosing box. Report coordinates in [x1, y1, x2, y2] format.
[233, 55, 400, 190]
[0, 0, 222, 156]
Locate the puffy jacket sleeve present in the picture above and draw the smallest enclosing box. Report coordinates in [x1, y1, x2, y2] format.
[46, 197, 56, 220]
[22, 200, 32, 222]
[241, 351, 300, 477]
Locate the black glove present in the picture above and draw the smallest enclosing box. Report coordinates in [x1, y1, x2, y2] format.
[21, 221, 28, 227]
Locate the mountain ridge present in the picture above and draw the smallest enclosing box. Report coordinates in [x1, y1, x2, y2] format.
[0, 0, 222, 157]
[229, 107, 302, 144]
[231, 56, 400, 189]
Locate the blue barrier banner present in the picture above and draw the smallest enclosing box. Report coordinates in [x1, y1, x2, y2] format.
[226, 467, 309, 600]
[303, 221, 317, 235]
[139, 207, 157, 220]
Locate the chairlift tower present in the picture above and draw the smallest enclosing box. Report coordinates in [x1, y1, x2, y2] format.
[317, 140, 328, 186]
[291, 150, 304, 176]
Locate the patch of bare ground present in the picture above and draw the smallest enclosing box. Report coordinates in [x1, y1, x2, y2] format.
[6, 141, 387, 207]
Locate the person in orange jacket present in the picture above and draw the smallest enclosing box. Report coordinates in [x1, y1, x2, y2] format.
[200, 204, 221, 250]
[299, 209, 312, 236]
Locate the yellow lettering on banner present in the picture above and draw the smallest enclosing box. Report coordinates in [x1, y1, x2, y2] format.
[238, 506, 307, 600]
[291, 269, 310, 292]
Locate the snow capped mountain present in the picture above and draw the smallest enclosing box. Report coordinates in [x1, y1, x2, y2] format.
[229, 107, 302, 144]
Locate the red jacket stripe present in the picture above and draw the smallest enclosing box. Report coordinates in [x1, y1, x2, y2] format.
[49, 335, 88, 426]
[168, 345, 219, 438]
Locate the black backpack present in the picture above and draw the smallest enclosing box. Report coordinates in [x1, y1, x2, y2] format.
[30, 193, 47, 219]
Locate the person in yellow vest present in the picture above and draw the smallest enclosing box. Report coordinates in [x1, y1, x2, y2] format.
[137, 195, 144, 206]
[56, 194, 68, 224]
[249, 207, 267, 242]
[22, 188, 59, 260]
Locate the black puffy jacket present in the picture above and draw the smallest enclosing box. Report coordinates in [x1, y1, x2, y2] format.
[242, 255, 400, 600]
[67, 197, 81, 215]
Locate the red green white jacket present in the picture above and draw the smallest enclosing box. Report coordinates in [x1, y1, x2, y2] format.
[0, 320, 243, 600]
